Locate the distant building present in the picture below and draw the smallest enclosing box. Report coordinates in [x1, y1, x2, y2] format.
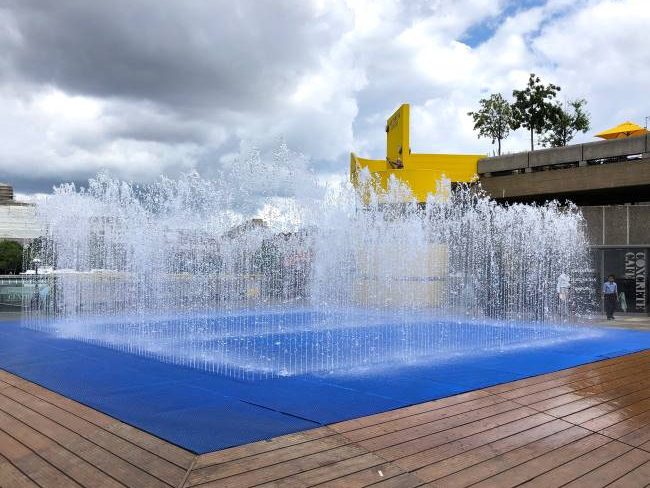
[0, 183, 42, 244]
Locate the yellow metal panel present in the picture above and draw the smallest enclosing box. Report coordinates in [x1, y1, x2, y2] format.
[350, 153, 385, 186]
[386, 104, 410, 167]
[408, 154, 481, 182]
[350, 157, 480, 203]
[351, 104, 483, 203]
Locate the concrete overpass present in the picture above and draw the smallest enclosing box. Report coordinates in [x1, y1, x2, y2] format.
[477, 134, 650, 205]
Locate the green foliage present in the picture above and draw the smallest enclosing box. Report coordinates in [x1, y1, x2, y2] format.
[0, 240, 24, 274]
[467, 93, 515, 156]
[512, 73, 561, 151]
[540, 99, 590, 148]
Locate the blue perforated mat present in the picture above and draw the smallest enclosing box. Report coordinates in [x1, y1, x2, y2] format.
[1, 320, 650, 453]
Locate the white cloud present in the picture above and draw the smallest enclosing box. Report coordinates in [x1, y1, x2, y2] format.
[533, 0, 650, 131]
[0, 0, 648, 192]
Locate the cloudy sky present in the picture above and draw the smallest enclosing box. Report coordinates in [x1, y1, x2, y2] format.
[0, 0, 648, 194]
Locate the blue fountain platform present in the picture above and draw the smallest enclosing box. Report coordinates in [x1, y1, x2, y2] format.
[1, 319, 650, 453]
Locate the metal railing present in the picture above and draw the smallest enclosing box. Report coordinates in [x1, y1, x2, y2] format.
[0, 275, 52, 311]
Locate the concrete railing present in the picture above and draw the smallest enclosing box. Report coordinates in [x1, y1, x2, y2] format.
[478, 134, 649, 175]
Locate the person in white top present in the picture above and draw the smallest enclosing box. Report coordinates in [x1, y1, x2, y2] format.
[602, 274, 618, 320]
[556, 273, 570, 316]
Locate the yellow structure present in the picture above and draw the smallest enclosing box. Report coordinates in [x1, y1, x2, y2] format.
[595, 121, 649, 140]
[350, 104, 483, 202]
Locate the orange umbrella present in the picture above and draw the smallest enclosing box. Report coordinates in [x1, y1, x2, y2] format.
[595, 121, 648, 139]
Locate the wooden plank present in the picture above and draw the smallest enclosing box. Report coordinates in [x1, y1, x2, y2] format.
[0, 409, 124, 488]
[413, 419, 574, 483]
[426, 426, 594, 487]
[0, 387, 185, 486]
[361, 472, 428, 488]
[485, 350, 650, 391]
[0, 392, 171, 488]
[575, 398, 650, 432]
[485, 351, 650, 397]
[190, 445, 370, 488]
[254, 453, 402, 488]
[599, 410, 650, 440]
[464, 432, 612, 488]
[492, 353, 650, 401]
[0, 454, 39, 488]
[638, 439, 650, 452]
[391, 413, 556, 471]
[357, 403, 533, 454]
[564, 449, 650, 488]
[0, 430, 82, 488]
[194, 427, 334, 469]
[543, 383, 650, 419]
[518, 363, 650, 409]
[345, 399, 523, 446]
[618, 424, 650, 447]
[188, 433, 352, 485]
[329, 389, 494, 434]
[605, 460, 650, 488]
[560, 392, 650, 427]
[0, 369, 194, 469]
[514, 440, 632, 487]
[333, 395, 509, 443]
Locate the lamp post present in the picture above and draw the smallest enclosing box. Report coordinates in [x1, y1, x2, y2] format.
[32, 258, 41, 276]
[30, 258, 42, 308]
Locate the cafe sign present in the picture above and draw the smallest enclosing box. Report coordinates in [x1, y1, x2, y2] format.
[625, 250, 647, 312]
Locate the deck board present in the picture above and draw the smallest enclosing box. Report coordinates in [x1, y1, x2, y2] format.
[3, 349, 650, 487]
[0, 409, 125, 488]
[0, 453, 39, 488]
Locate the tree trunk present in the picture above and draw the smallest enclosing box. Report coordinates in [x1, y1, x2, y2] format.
[497, 138, 501, 156]
[530, 128, 534, 151]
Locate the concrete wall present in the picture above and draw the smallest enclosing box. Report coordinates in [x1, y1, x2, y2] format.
[581, 204, 650, 246]
[477, 153, 528, 173]
[529, 144, 582, 168]
[478, 134, 649, 174]
[479, 157, 650, 202]
[582, 136, 647, 161]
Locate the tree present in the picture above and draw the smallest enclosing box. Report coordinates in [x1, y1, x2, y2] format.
[511, 73, 561, 151]
[0, 240, 24, 274]
[467, 93, 515, 156]
[540, 99, 590, 148]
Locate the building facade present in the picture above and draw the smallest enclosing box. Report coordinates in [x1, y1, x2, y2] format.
[478, 136, 650, 315]
[0, 183, 42, 244]
[582, 205, 649, 314]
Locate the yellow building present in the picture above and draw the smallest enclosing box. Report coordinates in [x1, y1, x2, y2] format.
[350, 104, 482, 203]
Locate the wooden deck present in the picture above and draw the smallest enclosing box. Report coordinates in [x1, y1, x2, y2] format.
[2, 350, 650, 487]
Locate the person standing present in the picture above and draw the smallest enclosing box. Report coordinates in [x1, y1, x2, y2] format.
[602, 274, 618, 320]
[556, 272, 570, 316]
